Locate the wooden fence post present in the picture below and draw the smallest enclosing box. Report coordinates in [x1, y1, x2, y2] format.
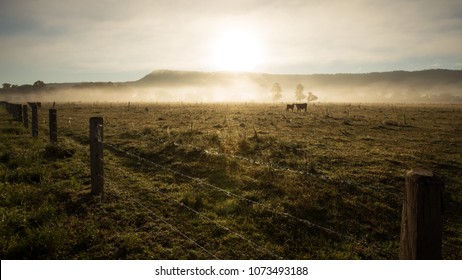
[49, 108, 57, 144]
[31, 104, 38, 138]
[15, 104, 23, 122]
[400, 167, 443, 259]
[7, 102, 14, 117]
[89, 117, 104, 195]
[22, 105, 28, 128]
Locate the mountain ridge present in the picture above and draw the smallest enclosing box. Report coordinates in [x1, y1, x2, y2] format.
[41, 68, 462, 89]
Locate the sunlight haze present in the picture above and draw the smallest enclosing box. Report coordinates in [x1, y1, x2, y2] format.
[211, 28, 264, 72]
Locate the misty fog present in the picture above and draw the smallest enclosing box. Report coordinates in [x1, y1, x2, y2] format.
[1, 70, 461, 104]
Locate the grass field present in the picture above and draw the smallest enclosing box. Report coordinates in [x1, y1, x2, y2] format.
[1, 102, 461, 259]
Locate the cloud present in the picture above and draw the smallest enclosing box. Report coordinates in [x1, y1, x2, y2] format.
[258, 0, 462, 70]
[0, 0, 461, 83]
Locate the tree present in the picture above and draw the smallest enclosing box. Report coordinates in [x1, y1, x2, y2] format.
[295, 83, 305, 101]
[33, 80, 45, 90]
[271, 82, 283, 102]
[307, 92, 318, 103]
[2, 83, 11, 90]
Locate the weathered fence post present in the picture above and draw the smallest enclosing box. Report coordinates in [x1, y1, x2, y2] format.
[22, 105, 28, 128]
[15, 104, 23, 122]
[400, 167, 443, 259]
[49, 108, 57, 144]
[89, 117, 104, 195]
[31, 103, 38, 138]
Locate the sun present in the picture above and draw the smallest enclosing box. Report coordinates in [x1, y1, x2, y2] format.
[211, 29, 263, 72]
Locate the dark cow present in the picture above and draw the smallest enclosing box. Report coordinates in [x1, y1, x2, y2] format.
[295, 103, 307, 112]
[286, 104, 295, 111]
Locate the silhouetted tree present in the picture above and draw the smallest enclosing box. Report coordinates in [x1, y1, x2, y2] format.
[307, 92, 318, 103]
[33, 80, 45, 90]
[295, 83, 305, 101]
[271, 82, 283, 102]
[2, 83, 11, 90]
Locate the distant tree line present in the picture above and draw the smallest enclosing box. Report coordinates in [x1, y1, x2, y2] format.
[1, 80, 47, 94]
[0, 80, 121, 95]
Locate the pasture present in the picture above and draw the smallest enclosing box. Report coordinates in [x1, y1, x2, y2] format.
[1, 102, 461, 259]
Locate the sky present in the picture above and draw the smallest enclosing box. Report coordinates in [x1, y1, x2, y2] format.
[1, 0, 462, 84]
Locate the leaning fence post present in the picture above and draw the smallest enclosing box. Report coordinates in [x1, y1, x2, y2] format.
[22, 105, 28, 128]
[49, 108, 57, 144]
[31, 103, 38, 138]
[400, 167, 443, 259]
[89, 117, 104, 195]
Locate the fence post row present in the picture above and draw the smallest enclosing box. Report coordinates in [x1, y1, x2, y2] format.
[89, 117, 104, 195]
[3, 102, 20, 122]
[1, 102, 39, 137]
[400, 167, 444, 259]
[49, 108, 58, 144]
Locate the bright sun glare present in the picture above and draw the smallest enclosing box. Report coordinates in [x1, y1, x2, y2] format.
[212, 29, 263, 72]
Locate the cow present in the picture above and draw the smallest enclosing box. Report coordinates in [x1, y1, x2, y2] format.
[295, 103, 307, 112]
[286, 104, 295, 111]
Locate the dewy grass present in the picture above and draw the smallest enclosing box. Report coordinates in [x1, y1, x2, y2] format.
[0, 102, 461, 259]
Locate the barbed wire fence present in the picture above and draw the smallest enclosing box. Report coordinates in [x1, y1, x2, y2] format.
[0, 101, 449, 259]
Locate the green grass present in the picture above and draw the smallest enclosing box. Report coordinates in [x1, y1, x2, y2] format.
[0, 102, 461, 259]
